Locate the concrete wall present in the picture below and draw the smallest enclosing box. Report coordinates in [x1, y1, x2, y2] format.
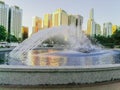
[0, 65, 120, 85]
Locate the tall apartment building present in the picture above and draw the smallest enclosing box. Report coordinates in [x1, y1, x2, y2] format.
[8, 6, 22, 39]
[95, 23, 101, 35]
[32, 16, 43, 34]
[21, 26, 28, 40]
[52, 8, 68, 26]
[103, 22, 112, 36]
[31, 8, 83, 39]
[87, 8, 101, 36]
[68, 15, 76, 25]
[0, 1, 9, 32]
[43, 14, 52, 28]
[87, 8, 96, 36]
[68, 15, 83, 38]
[68, 15, 83, 28]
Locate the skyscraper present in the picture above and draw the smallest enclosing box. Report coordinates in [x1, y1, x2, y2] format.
[0, 1, 9, 31]
[52, 8, 68, 26]
[43, 14, 52, 28]
[68, 15, 83, 27]
[103, 22, 112, 36]
[95, 23, 101, 35]
[75, 15, 83, 30]
[71, 15, 83, 38]
[32, 16, 43, 34]
[9, 6, 22, 39]
[21, 26, 28, 40]
[68, 15, 76, 25]
[89, 8, 94, 20]
[87, 8, 96, 36]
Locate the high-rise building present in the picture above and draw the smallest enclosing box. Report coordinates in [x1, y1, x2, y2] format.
[43, 14, 52, 28]
[8, 6, 22, 39]
[112, 25, 117, 34]
[95, 23, 101, 35]
[0, 1, 9, 31]
[103, 22, 112, 36]
[75, 15, 83, 30]
[21, 26, 28, 40]
[68, 15, 83, 39]
[87, 8, 96, 36]
[68, 15, 83, 29]
[52, 8, 68, 26]
[31, 8, 83, 38]
[32, 16, 43, 34]
[68, 15, 76, 26]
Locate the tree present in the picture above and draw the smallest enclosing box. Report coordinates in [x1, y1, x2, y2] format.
[112, 29, 120, 45]
[0, 25, 7, 41]
[94, 35, 114, 48]
[7, 34, 18, 42]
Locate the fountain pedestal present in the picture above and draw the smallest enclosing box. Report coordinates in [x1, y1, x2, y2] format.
[0, 65, 120, 85]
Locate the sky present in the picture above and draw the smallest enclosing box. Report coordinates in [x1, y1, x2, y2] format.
[3, 0, 120, 34]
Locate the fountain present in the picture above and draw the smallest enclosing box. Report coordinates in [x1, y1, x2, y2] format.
[0, 25, 120, 86]
[10, 25, 100, 61]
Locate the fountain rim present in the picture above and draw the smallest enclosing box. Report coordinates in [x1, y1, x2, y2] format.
[0, 64, 120, 72]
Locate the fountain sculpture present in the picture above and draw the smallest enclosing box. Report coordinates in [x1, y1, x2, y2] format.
[10, 25, 101, 61]
[0, 25, 119, 85]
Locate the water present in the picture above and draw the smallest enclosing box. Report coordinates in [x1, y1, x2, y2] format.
[0, 25, 120, 88]
[3, 25, 120, 66]
[9, 25, 101, 61]
[1, 49, 120, 66]
[21, 49, 120, 66]
[0, 51, 9, 65]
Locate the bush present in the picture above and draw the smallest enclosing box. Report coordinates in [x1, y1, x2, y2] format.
[103, 43, 115, 48]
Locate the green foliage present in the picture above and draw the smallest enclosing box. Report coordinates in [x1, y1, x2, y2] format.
[112, 29, 120, 45]
[0, 25, 19, 42]
[0, 59, 5, 64]
[94, 35, 115, 48]
[95, 35, 114, 44]
[0, 25, 7, 41]
[7, 34, 18, 42]
[94, 28, 120, 48]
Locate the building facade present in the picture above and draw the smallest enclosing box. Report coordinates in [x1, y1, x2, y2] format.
[87, 8, 96, 36]
[52, 8, 68, 26]
[32, 16, 43, 34]
[0, 1, 9, 32]
[68, 15, 83, 28]
[68, 15, 76, 25]
[31, 8, 83, 38]
[9, 6, 22, 39]
[43, 14, 52, 28]
[95, 23, 101, 35]
[103, 22, 112, 36]
[21, 26, 28, 40]
[87, 8, 101, 36]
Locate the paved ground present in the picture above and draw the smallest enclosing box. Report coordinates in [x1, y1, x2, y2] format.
[0, 81, 120, 90]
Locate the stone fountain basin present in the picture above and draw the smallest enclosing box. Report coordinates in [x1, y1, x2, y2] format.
[0, 64, 120, 85]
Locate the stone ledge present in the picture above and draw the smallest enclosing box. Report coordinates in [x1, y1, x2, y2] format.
[0, 64, 120, 72]
[0, 65, 120, 85]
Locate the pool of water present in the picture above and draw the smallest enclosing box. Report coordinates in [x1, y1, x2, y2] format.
[1, 49, 120, 67]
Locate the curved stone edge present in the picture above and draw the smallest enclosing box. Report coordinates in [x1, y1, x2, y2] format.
[0, 48, 14, 52]
[0, 65, 120, 85]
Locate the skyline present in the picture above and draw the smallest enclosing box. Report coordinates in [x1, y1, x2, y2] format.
[3, 0, 120, 34]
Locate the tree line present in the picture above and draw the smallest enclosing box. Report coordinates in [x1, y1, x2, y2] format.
[0, 25, 18, 42]
[94, 29, 120, 48]
[0, 24, 120, 48]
